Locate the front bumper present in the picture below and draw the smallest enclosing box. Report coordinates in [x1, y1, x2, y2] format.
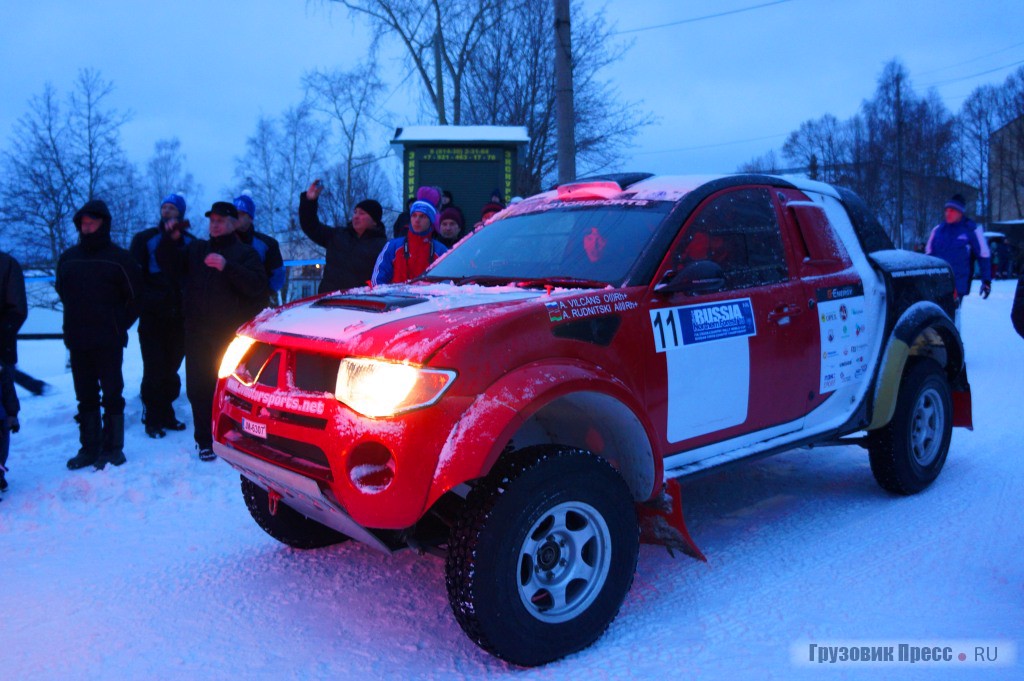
[214, 441, 393, 553]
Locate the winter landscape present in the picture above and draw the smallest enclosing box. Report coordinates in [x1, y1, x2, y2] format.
[1, 281, 1020, 679]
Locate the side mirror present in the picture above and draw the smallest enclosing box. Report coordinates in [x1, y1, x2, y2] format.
[655, 260, 726, 295]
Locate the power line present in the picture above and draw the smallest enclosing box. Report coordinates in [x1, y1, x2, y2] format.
[922, 58, 1024, 88]
[916, 40, 1024, 77]
[612, 0, 793, 35]
[632, 132, 788, 155]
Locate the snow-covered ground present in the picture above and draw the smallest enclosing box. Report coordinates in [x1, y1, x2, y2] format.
[2, 281, 1021, 680]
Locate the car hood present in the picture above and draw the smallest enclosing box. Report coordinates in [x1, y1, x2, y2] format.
[243, 282, 549, 363]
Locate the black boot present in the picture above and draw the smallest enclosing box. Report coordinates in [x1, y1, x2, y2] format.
[142, 409, 165, 439]
[67, 410, 102, 470]
[95, 413, 127, 470]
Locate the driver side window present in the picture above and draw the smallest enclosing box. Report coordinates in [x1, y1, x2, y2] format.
[673, 187, 788, 290]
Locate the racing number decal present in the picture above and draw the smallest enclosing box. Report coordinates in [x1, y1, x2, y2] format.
[651, 308, 681, 351]
[652, 300, 757, 443]
[650, 299, 757, 352]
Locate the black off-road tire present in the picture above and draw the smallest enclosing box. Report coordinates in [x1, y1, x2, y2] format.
[868, 358, 952, 495]
[445, 446, 639, 667]
[241, 476, 348, 549]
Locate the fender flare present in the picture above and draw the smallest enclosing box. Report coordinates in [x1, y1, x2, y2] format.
[426, 360, 660, 508]
[868, 301, 964, 430]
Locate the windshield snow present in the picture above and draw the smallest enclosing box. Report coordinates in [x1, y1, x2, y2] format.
[427, 202, 673, 286]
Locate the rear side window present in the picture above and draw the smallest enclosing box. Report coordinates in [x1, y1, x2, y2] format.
[672, 187, 789, 290]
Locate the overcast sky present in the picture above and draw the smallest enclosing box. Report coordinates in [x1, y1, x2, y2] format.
[1, 0, 1021, 216]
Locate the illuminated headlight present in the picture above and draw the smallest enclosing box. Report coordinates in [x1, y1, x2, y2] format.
[335, 358, 456, 417]
[218, 336, 256, 379]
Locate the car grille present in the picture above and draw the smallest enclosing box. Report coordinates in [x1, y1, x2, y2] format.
[222, 415, 333, 482]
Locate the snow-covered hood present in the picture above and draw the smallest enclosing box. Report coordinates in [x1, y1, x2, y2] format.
[243, 282, 549, 362]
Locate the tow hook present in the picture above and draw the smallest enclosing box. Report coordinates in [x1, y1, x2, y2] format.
[267, 488, 282, 516]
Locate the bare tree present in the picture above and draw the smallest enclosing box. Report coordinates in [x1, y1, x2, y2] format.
[146, 137, 199, 213]
[738, 150, 782, 174]
[303, 63, 393, 222]
[461, 0, 651, 193]
[781, 114, 849, 183]
[234, 103, 332, 259]
[0, 69, 138, 269]
[330, 0, 506, 125]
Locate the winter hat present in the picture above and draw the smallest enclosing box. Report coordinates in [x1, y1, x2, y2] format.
[409, 200, 438, 228]
[73, 199, 112, 232]
[161, 192, 187, 217]
[481, 202, 504, 220]
[233, 192, 256, 218]
[944, 194, 967, 214]
[489, 189, 505, 206]
[205, 201, 239, 218]
[439, 207, 464, 231]
[416, 185, 442, 208]
[355, 199, 384, 226]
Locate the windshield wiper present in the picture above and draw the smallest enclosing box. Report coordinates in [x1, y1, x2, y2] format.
[420, 274, 518, 286]
[515, 277, 610, 290]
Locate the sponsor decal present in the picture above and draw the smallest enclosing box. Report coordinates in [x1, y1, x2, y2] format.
[816, 286, 870, 394]
[228, 379, 327, 416]
[651, 298, 756, 352]
[548, 291, 638, 323]
[816, 282, 865, 302]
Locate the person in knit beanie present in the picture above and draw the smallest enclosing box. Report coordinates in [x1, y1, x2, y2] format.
[299, 179, 389, 293]
[371, 192, 449, 285]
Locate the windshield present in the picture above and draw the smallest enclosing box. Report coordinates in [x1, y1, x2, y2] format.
[425, 202, 673, 286]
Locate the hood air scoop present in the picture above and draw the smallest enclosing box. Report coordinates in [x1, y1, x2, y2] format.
[312, 293, 428, 313]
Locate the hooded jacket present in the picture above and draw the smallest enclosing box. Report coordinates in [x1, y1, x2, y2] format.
[0, 250, 27, 365]
[56, 200, 143, 351]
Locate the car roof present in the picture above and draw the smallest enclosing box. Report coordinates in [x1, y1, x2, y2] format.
[525, 174, 844, 206]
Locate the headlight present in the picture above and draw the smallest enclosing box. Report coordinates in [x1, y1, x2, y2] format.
[335, 358, 456, 417]
[218, 336, 256, 379]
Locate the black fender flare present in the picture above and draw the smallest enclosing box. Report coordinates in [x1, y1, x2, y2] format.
[868, 301, 964, 430]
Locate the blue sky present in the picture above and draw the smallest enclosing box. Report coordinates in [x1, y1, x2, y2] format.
[1, 0, 1021, 214]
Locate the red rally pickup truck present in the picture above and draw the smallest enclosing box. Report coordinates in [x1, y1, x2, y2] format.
[212, 173, 971, 666]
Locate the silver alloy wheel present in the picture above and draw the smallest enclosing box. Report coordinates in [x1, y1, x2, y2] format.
[517, 501, 613, 624]
[910, 386, 944, 467]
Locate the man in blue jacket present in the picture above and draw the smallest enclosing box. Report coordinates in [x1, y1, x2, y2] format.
[925, 194, 991, 327]
[234, 192, 285, 305]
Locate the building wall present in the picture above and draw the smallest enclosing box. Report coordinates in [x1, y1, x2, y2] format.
[989, 116, 1024, 223]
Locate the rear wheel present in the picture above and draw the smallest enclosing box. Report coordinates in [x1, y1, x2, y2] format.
[445, 446, 639, 667]
[240, 476, 348, 549]
[868, 359, 952, 495]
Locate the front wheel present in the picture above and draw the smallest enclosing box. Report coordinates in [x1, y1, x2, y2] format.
[445, 446, 639, 667]
[241, 476, 349, 549]
[868, 359, 952, 495]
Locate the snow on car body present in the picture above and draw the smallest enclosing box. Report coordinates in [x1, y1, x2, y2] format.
[212, 173, 970, 666]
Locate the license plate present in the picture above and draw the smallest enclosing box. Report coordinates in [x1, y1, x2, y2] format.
[242, 418, 267, 439]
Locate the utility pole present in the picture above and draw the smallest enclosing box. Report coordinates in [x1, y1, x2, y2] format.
[554, 0, 576, 184]
[895, 70, 904, 249]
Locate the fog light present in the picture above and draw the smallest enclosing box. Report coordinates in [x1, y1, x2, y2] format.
[347, 442, 395, 494]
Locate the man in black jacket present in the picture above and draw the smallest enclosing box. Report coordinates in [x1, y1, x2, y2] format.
[1013, 270, 1024, 341]
[299, 180, 387, 293]
[157, 201, 267, 461]
[0, 249, 26, 490]
[58, 200, 143, 470]
[129, 193, 194, 438]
